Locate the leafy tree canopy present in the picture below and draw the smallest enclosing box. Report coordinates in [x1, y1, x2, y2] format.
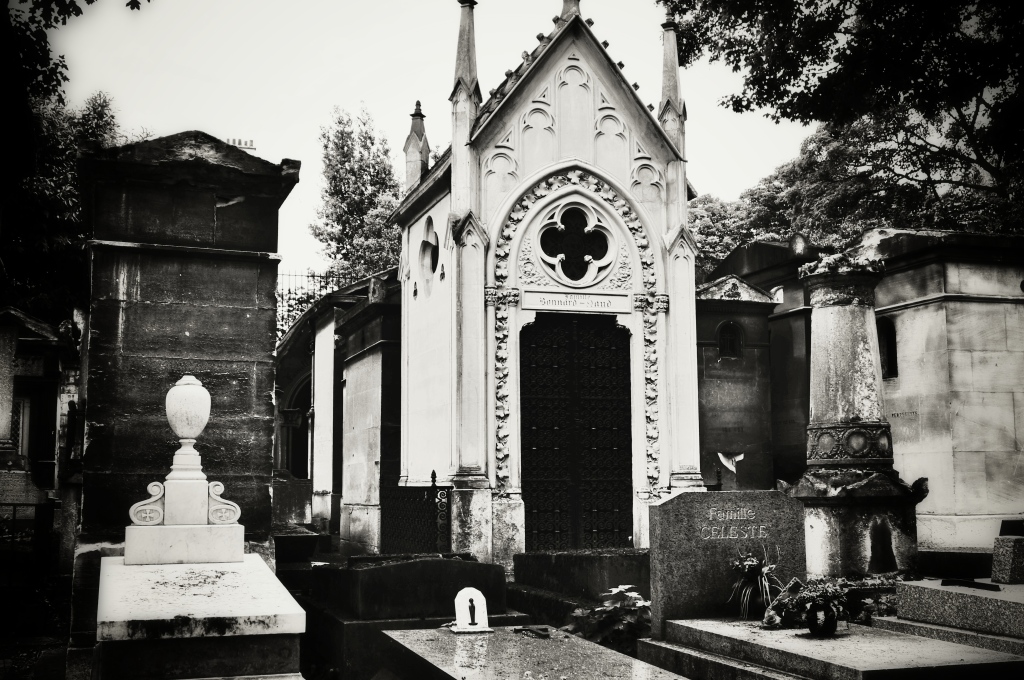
[661, 0, 1023, 213]
[1, 92, 138, 319]
[690, 119, 1023, 282]
[309, 106, 400, 277]
[3, 1, 151, 322]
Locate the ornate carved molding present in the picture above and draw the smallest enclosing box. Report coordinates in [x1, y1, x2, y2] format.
[484, 286, 499, 307]
[653, 294, 670, 313]
[516, 239, 546, 286]
[492, 170, 661, 491]
[807, 422, 893, 464]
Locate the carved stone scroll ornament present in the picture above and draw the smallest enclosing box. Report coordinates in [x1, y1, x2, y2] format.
[129, 482, 165, 526]
[492, 170, 661, 492]
[209, 481, 242, 524]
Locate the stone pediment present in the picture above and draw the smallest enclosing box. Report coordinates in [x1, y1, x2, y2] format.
[471, 16, 681, 163]
[696, 275, 774, 303]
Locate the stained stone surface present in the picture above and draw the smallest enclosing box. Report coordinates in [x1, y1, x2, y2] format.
[897, 579, 1024, 639]
[653, 619, 1024, 678]
[649, 491, 805, 638]
[378, 627, 683, 679]
[992, 536, 1024, 584]
[97, 555, 305, 640]
[872, 616, 1024, 657]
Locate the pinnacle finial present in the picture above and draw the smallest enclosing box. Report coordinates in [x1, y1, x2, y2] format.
[561, 0, 581, 19]
[412, 100, 424, 117]
[452, 0, 481, 102]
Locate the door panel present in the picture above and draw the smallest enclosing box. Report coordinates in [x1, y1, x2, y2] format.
[520, 313, 632, 551]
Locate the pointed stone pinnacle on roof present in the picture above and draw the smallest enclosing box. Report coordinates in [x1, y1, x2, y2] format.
[412, 101, 424, 117]
[561, 0, 581, 19]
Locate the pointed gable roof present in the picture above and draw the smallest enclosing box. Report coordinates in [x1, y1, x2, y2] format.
[469, 14, 683, 162]
[696, 275, 775, 303]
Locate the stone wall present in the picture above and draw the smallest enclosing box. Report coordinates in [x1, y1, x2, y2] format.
[879, 258, 1024, 550]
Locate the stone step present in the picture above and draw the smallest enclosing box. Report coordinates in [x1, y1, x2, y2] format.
[639, 638, 809, 680]
[662, 618, 1024, 679]
[871, 616, 1024, 657]
[896, 579, 1024, 639]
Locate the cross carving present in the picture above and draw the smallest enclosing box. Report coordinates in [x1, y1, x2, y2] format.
[539, 208, 609, 282]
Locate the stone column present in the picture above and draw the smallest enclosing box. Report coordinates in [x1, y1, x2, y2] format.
[0, 323, 19, 466]
[666, 244, 703, 491]
[785, 264, 927, 577]
[310, 310, 336, 527]
[450, 215, 492, 563]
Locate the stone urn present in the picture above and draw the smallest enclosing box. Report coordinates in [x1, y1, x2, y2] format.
[165, 374, 211, 481]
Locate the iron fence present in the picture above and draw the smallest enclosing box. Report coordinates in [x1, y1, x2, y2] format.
[379, 471, 452, 554]
[276, 271, 346, 338]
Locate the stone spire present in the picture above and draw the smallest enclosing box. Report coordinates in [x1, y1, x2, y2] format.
[451, 0, 481, 103]
[659, 11, 686, 133]
[561, 0, 582, 19]
[403, 101, 430, 191]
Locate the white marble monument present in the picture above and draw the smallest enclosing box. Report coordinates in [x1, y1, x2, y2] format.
[96, 375, 305, 677]
[123, 374, 244, 565]
[451, 587, 493, 634]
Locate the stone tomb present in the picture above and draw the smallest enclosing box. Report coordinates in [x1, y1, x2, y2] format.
[649, 490, 806, 638]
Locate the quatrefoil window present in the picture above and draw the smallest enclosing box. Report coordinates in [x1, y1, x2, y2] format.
[536, 204, 615, 287]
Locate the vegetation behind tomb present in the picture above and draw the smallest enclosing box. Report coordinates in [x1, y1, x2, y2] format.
[309, 107, 400, 283]
[660, 0, 1024, 279]
[2, 0, 151, 323]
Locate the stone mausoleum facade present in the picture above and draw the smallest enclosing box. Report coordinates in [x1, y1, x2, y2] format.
[377, 0, 702, 566]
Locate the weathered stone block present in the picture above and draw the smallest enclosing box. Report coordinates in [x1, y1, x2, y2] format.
[897, 580, 1024, 639]
[947, 301, 1008, 351]
[514, 549, 649, 600]
[648, 491, 805, 638]
[340, 557, 507, 620]
[875, 262, 943, 308]
[87, 300, 276, 362]
[972, 351, 1024, 393]
[992, 536, 1024, 584]
[951, 392, 1016, 452]
[947, 261, 1024, 297]
[214, 195, 279, 252]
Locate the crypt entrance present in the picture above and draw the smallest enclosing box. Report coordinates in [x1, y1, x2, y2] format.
[519, 312, 633, 550]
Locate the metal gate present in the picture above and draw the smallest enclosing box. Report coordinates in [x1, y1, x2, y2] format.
[520, 313, 633, 551]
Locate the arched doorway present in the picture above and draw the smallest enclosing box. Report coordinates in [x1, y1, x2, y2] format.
[519, 313, 633, 550]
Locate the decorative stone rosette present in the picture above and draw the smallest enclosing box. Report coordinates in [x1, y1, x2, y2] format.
[806, 422, 894, 466]
[491, 170, 661, 492]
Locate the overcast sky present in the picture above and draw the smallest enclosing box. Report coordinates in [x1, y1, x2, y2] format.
[51, 0, 812, 273]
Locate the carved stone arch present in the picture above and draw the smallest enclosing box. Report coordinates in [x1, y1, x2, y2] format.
[556, 63, 592, 89]
[490, 169, 664, 493]
[631, 163, 664, 206]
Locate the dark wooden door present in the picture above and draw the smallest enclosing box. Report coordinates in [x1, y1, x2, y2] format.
[520, 313, 633, 551]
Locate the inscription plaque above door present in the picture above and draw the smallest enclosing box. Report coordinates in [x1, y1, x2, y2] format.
[521, 290, 631, 314]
